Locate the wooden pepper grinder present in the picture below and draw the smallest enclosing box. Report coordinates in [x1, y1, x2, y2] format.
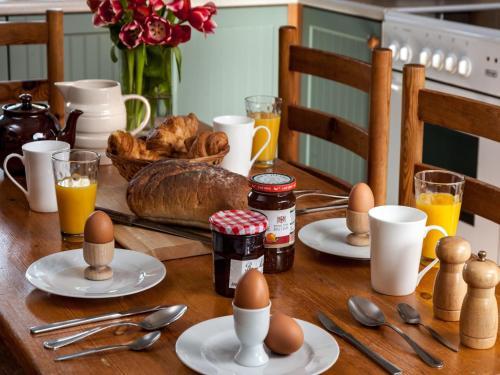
[433, 236, 471, 321]
[460, 250, 500, 349]
[346, 183, 374, 247]
[83, 211, 115, 281]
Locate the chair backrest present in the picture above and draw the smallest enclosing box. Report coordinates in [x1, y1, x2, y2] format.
[278, 26, 392, 205]
[0, 9, 64, 122]
[399, 64, 500, 224]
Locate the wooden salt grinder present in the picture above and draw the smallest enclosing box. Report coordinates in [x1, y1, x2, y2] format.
[460, 250, 500, 349]
[346, 210, 369, 246]
[433, 236, 471, 321]
[83, 240, 115, 281]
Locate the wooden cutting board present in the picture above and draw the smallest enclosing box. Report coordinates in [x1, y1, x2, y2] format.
[96, 167, 211, 261]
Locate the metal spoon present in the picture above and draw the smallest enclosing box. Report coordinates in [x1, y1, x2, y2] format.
[348, 296, 443, 368]
[45, 304, 186, 350]
[397, 303, 458, 352]
[54, 331, 161, 361]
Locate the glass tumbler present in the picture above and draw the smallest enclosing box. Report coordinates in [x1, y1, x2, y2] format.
[414, 170, 465, 264]
[245, 96, 282, 167]
[52, 150, 100, 241]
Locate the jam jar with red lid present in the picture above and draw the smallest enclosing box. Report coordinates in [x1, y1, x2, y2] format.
[248, 173, 296, 273]
[209, 209, 268, 298]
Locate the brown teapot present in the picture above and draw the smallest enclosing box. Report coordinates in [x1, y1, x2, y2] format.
[0, 93, 83, 175]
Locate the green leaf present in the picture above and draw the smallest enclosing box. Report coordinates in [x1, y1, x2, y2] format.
[173, 46, 182, 82]
[110, 45, 118, 63]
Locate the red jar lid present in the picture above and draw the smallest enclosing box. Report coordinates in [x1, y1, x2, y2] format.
[209, 210, 269, 235]
[250, 173, 296, 193]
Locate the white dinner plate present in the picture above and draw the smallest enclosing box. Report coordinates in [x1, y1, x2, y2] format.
[25, 248, 166, 298]
[175, 315, 339, 375]
[298, 218, 370, 260]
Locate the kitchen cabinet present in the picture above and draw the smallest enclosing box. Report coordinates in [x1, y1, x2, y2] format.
[300, 6, 381, 185]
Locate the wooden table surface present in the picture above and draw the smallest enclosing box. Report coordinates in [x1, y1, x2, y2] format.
[0, 161, 498, 375]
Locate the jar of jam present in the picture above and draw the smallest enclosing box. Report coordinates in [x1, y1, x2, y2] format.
[248, 173, 296, 273]
[209, 210, 268, 298]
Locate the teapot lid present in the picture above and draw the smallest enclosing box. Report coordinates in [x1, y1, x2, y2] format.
[2, 94, 48, 116]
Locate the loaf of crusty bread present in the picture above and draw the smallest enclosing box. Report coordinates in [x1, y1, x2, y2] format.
[127, 160, 249, 228]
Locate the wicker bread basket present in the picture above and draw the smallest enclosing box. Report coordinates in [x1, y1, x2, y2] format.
[107, 144, 229, 181]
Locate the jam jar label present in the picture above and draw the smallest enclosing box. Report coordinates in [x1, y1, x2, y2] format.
[229, 256, 264, 289]
[251, 207, 296, 248]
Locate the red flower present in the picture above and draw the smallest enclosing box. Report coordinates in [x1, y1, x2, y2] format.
[167, 0, 190, 21]
[189, 2, 217, 33]
[119, 21, 144, 49]
[87, 0, 103, 12]
[143, 15, 172, 45]
[150, 0, 166, 11]
[93, 0, 123, 26]
[168, 24, 191, 46]
[128, 2, 151, 23]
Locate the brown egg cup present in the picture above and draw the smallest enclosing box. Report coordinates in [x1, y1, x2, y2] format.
[346, 209, 370, 247]
[83, 240, 115, 281]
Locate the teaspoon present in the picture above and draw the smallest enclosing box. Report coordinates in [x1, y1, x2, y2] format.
[397, 303, 458, 352]
[45, 304, 186, 350]
[55, 331, 161, 361]
[348, 296, 443, 368]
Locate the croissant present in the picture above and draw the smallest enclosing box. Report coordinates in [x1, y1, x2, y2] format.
[186, 131, 228, 158]
[108, 131, 161, 161]
[146, 113, 199, 156]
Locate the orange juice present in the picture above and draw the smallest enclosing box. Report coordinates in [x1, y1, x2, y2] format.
[55, 177, 97, 235]
[416, 192, 462, 260]
[250, 112, 280, 164]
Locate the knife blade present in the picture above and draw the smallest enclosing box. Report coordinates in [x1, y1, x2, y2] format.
[296, 204, 348, 215]
[30, 305, 172, 334]
[317, 311, 402, 375]
[95, 207, 212, 245]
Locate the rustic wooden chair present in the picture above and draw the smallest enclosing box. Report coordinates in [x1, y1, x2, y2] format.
[278, 26, 392, 205]
[0, 9, 64, 122]
[399, 64, 500, 224]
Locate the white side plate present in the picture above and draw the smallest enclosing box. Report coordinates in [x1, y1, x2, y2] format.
[176, 315, 339, 375]
[25, 248, 166, 298]
[298, 218, 370, 260]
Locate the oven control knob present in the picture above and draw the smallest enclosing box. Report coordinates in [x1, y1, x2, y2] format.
[458, 57, 472, 77]
[399, 45, 413, 63]
[419, 48, 432, 67]
[388, 41, 400, 61]
[445, 54, 458, 73]
[432, 50, 445, 70]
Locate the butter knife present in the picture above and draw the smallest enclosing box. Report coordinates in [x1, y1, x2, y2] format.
[318, 311, 402, 375]
[30, 305, 171, 334]
[296, 204, 348, 215]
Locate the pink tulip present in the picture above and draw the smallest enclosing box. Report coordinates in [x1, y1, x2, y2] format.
[167, 0, 190, 21]
[188, 2, 217, 33]
[168, 24, 191, 46]
[119, 21, 144, 49]
[143, 15, 172, 45]
[93, 0, 123, 27]
[128, 1, 151, 23]
[150, 0, 166, 11]
[87, 0, 103, 13]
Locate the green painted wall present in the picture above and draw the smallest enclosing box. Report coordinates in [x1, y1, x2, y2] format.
[300, 6, 381, 184]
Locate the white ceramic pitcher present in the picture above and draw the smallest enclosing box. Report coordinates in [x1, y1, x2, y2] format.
[55, 79, 151, 164]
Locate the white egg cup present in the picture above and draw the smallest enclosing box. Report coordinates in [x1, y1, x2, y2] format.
[232, 301, 271, 367]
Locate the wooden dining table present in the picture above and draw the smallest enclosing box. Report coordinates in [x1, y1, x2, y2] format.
[0, 160, 498, 375]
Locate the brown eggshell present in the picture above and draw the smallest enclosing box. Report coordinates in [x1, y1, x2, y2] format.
[265, 312, 304, 355]
[84, 211, 114, 244]
[233, 269, 269, 309]
[348, 183, 374, 212]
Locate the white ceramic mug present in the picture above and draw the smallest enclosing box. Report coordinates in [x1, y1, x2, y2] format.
[3, 140, 70, 212]
[213, 115, 271, 176]
[232, 301, 271, 367]
[368, 205, 448, 296]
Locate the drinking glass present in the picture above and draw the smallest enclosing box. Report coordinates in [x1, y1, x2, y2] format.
[245, 96, 282, 167]
[52, 150, 100, 241]
[414, 170, 465, 264]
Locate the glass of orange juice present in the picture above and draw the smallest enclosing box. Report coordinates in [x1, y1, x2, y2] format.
[52, 150, 100, 241]
[245, 95, 282, 167]
[415, 170, 465, 265]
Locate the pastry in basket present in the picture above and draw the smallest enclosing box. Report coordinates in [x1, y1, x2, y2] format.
[185, 131, 229, 158]
[108, 130, 161, 161]
[146, 113, 199, 156]
[127, 160, 249, 228]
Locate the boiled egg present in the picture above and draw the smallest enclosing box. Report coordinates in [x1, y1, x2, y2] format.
[348, 183, 374, 212]
[233, 269, 269, 309]
[265, 312, 304, 355]
[84, 211, 114, 244]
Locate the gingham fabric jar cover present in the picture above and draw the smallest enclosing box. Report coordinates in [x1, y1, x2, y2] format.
[209, 210, 268, 235]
